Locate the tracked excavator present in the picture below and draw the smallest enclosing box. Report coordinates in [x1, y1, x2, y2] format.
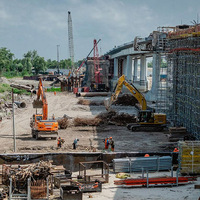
[104, 75, 166, 131]
[30, 78, 58, 140]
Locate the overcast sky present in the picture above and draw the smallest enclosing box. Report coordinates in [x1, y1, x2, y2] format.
[0, 0, 200, 61]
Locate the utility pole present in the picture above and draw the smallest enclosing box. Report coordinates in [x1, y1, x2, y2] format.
[12, 89, 16, 152]
[57, 45, 60, 75]
[68, 11, 74, 70]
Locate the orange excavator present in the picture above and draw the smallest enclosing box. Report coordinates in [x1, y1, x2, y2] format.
[30, 78, 58, 140]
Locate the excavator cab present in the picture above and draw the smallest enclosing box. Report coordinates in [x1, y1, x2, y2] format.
[138, 110, 154, 123]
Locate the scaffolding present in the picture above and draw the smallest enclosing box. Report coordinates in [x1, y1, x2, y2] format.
[154, 26, 200, 139]
[166, 36, 200, 139]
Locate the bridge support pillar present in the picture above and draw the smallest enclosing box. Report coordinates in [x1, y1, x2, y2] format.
[133, 58, 138, 82]
[111, 58, 119, 91]
[126, 55, 133, 81]
[145, 53, 161, 101]
[139, 55, 147, 91]
[113, 58, 118, 79]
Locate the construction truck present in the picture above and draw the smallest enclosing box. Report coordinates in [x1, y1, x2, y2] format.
[30, 78, 58, 140]
[104, 75, 166, 131]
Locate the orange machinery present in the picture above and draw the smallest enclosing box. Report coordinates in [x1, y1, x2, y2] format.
[30, 78, 58, 140]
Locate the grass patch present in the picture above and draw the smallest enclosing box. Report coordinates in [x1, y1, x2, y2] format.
[46, 87, 61, 92]
[0, 83, 11, 93]
[0, 83, 30, 95]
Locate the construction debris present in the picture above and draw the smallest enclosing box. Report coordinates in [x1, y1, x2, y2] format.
[73, 110, 136, 126]
[2, 161, 52, 186]
[168, 127, 195, 142]
[77, 98, 103, 106]
[96, 110, 136, 125]
[73, 117, 101, 126]
[114, 94, 138, 106]
[10, 83, 36, 93]
[57, 117, 69, 129]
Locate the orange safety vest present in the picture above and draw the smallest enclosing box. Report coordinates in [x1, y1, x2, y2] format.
[105, 139, 109, 149]
[173, 148, 179, 152]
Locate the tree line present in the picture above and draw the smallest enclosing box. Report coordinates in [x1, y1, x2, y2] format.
[0, 47, 82, 77]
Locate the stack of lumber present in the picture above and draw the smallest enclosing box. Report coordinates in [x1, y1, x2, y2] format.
[178, 141, 200, 174]
[50, 165, 66, 175]
[168, 127, 188, 142]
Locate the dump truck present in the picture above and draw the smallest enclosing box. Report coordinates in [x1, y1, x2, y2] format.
[30, 78, 58, 139]
[104, 75, 166, 131]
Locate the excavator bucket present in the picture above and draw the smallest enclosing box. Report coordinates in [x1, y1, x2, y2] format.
[104, 98, 111, 110]
[32, 100, 43, 108]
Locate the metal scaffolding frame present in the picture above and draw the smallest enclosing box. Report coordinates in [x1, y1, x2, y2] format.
[166, 36, 200, 139]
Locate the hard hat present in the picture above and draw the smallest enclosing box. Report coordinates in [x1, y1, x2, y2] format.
[110, 137, 112, 139]
[144, 154, 149, 157]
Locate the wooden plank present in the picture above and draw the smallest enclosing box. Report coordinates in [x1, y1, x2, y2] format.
[194, 185, 200, 189]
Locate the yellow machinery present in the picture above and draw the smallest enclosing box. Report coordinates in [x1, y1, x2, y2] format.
[104, 75, 166, 131]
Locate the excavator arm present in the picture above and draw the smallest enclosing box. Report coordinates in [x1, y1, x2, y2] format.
[33, 78, 48, 120]
[104, 75, 147, 110]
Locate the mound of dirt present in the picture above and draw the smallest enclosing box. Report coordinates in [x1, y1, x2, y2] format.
[73, 117, 102, 126]
[77, 98, 103, 106]
[57, 117, 69, 129]
[97, 110, 136, 125]
[73, 110, 136, 126]
[114, 94, 138, 106]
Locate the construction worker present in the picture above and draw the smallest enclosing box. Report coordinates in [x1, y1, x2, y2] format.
[73, 138, 79, 150]
[103, 137, 109, 150]
[144, 154, 150, 157]
[54, 91, 56, 95]
[57, 137, 62, 148]
[173, 148, 179, 152]
[110, 137, 114, 152]
[52, 114, 55, 120]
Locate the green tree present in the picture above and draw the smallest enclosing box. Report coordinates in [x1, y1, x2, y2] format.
[23, 50, 46, 74]
[0, 47, 14, 75]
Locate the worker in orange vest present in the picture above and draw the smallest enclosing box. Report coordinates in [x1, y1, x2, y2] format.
[144, 154, 150, 157]
[57, 137, 63, 148]
[173, 148, 179, 152]
[103, 137, 109, 150]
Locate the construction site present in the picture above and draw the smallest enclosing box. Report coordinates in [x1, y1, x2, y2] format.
[0, 10, 200, 200]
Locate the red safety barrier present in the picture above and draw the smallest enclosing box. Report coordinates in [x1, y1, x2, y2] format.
[114, 176, 197, 186]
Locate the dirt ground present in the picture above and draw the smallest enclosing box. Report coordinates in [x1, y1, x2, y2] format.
[0, 78, 199, 200]
[0, 79, 174, 154]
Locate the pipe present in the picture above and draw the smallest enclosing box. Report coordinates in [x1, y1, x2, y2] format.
[76, 92, 110, 97]
[14, 101, 26, 108]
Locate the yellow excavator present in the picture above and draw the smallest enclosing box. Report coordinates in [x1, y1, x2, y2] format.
[104, 75, 166, 131]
